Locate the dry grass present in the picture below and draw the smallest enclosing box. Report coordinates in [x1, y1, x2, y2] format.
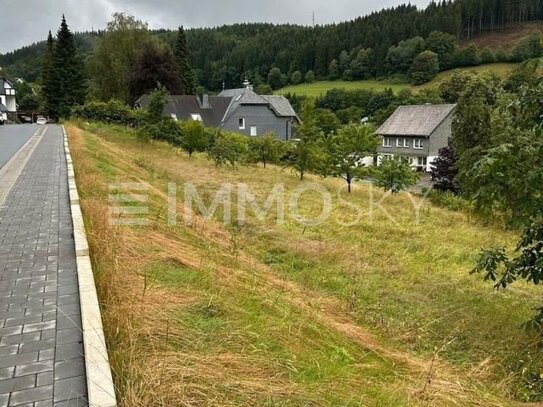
[67, 121, 543, 406]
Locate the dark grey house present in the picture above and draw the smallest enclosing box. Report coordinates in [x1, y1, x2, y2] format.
[376, 104, 457, 171]
[136, 84, 299, 140]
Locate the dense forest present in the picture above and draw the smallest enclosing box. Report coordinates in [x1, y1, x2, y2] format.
[1, 0, 542, 91]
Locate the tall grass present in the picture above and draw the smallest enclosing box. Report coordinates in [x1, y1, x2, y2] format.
[68, 121, 542, 406]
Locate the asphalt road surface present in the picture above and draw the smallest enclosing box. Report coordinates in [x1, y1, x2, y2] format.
[0, 124, 39, 168]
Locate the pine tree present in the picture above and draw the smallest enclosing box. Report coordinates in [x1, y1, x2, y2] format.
[48, 16, 87, 118]
[41, 31, 54, 114]
[174, 26, 196, 95]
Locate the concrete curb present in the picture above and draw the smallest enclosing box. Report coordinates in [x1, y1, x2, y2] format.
[62, 125, 117, 407]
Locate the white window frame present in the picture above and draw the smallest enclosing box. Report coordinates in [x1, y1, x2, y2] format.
[396, 138, 402, 147]
[190, 114, 202, 122]
[413, 139, 423, 149]
[403, 138, 410, 148]
[239, 118, 245, 129]
[171, 113, 178, 121]
[382, 137, 391, 148]
[250, 126, 257, 137]
[417, 157, 427, 166]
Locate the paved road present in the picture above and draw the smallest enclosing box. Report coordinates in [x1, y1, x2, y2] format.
[0, 125, 88, 406]
[0, 126, 38, 169]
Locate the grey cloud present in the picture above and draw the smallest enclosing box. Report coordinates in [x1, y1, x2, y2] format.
[0, 0, 431, 54]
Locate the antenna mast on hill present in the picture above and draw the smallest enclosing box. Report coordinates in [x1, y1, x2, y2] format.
[312, 11, 315, 27]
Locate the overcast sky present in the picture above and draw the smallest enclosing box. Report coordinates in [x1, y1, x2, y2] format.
[0, 0, 432, 54]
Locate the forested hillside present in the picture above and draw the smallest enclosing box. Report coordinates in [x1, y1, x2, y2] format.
[1, 0, 542, 90]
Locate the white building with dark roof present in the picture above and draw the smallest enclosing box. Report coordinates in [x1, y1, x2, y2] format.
[376, 104, 457, 171]
[0, 74, 17, 124]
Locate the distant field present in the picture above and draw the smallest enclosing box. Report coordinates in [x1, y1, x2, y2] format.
[275, 63, 518, 97]
[276, 80, 410, 97]
[417, 63, 518, 89]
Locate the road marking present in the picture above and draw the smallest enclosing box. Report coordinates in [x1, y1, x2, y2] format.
[0, 126, 47, 207]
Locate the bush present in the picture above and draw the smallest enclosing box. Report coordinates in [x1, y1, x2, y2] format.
[207, 131, 249, 168]
[138, 118, 181, 143]
[178, 120, 209, 156]
[427, 189, 472, 212]
[73, 99, 148, 127]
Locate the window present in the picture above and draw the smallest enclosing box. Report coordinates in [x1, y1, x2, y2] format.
[239, 118, 245, 129]
[190, 114, 202, 122]
[171, 113, 178, 121]
[413, 139, 423, 149]
[403, 138, 410, 148]
[417, 157, 427, 167]
[382, 138, 391, 147]
[396, 138, 402, 147]
[250, 126, 258, 137]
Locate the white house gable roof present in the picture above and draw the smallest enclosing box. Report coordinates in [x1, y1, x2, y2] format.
[376, 104, 457, 137]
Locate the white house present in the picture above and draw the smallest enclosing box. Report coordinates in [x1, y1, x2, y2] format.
[376, 104, 457, 172]
[0, 74, 17, 124]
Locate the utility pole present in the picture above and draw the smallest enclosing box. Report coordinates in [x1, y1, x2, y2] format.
[312, 11, 315, 27]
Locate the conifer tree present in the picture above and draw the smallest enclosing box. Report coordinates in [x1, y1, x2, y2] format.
[48, 16, 87, 118]
[174, 26, 196, 95]
[41, 31, 54, 113]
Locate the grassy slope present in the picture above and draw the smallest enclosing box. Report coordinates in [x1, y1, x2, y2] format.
[68, 121, 543, 407]
[275, 63, 518, 97]
[416, 63, 518, 89]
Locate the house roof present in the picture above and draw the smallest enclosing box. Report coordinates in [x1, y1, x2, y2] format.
[218, 88, 298, 122]
[218, 88, 269, 105]
[261, 95, 298, 117]
[136, 88, 298, 127]
[136, 95, 233, 127]
[376, 104, 457, 137]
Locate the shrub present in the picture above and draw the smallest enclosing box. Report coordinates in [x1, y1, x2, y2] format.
[375, 157, 419, 193]
[178, 120, 209, 156]
[247, 133, 284, 168]
[72, 99, 148, 127]
[207, 131, 249, 168]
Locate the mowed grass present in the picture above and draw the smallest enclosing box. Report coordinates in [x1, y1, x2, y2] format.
[275, 63, 518, 97]
[67, 120, 543, 406]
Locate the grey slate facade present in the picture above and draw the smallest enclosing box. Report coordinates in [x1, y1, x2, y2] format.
[376, 104, 456, 171]
[136, 85, 299, 140]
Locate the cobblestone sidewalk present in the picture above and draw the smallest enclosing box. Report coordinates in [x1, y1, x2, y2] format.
[0, 126, 87, 407]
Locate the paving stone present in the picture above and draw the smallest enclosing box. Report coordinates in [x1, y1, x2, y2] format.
[0, 374, 36, 394]
[53, 358, 84, 381]
[9, 385, 52, 406]
[18, 340, 55, 354]
[36, 371, 53, 387]
[55, 329, 81, 346]
[53, 376, 86, 403]
[15, 360, 53, 377]
[54, 342, 83, 362]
